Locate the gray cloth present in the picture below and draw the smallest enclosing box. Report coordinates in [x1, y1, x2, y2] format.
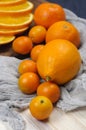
[0, 9, 86, 130]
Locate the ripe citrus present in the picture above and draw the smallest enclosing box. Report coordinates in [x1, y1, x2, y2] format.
[0, 35, 15, 44]
[18, 72, 40, 94]
[46, 21, 80, 48]
[34, 2, 65, 28]
[37, 39, 81, 85]
[0, 1, 34, 16]
[37, 81, 60, 103]
[28, 25, 47, 44]
[30, 44, 45, 62]
[0, 0, 26, 6]
[12, 36, 33, 55]
[29, 96, 53, 120]
[18, 59, 37, 75]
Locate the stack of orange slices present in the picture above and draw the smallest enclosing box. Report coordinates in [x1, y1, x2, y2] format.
[0, 0, 34, 44]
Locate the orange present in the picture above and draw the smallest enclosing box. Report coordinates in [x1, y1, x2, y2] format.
[0, 35, 15, 44]
[28, 25, 47, 44]
[18, 72, 40, 94]
[18, 59, 37, 75]
[34, 2, 65, 28]
[0, 0, 26, 6]
[0, 1, 34, 16]
[30, 44, 45, 62]
[0, 13, 33, 29]
[46, 21, 80, 48]
[0, 26, 29, 36]
[12, 36, 33, 55]
[29, 96, 53, 120]
[37, 39, 81, 85]
[37, 81, 60, 103]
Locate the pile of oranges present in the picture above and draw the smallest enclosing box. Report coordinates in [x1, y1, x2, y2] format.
[12, 2, 81, 120]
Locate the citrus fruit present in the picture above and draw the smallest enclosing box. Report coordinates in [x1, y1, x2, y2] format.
[12, 36, 33, 55]
[18, 72, 40, 94]
[0, 26, 29, 36]
[0, 0, 26, 6]
[28, 25, 47, 44]
[37, 39, 81, 85]
[18, 59, 37, 75]
[0, 36, 15, 44]
[37, 81, 60, 103]
[0, 13, 33, 29]
[0, 1, 34, 16]
[30, 44, 45, 62]
[29, 96, 53, 120]
[34, 2, 65, 28]
[46, 21, 80, 48]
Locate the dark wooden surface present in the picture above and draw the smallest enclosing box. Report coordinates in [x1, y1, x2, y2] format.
[0, 0, 46, 59]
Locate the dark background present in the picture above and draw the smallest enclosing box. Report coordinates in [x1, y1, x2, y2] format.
[47, 0, 86, 19]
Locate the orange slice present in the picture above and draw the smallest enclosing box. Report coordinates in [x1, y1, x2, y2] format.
[0, 26, 29, 36]
[0, 36, 15, 44]
[0, 13, 33, 29]
[0, 0, 26, 6]
[0, 1, 34, 16]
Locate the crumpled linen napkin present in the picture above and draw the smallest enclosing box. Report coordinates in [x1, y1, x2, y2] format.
[0, 9, 86, 130]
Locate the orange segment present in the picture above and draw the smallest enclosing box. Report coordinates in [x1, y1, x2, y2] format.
[0, 13, 33, 29]
[0, 0, 26, 6]
[0, 1, 34, 16]
[0, 36, 15, 44]
[0, 26, 29, 36]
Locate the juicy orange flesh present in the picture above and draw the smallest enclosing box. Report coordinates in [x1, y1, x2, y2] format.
[0, 14, 31, 24]
[0, 0, 18, 2]
[0, 2, 30, 11]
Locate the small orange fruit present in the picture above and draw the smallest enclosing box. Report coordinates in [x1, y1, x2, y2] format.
[12, 36, 33, 55]
[30, 44, 45, 62]
[34, 2, 65, 28]
[46, 21, 80, 48]
[18, 72, 40, 94]
[29, 96, 53, 120]
[37, 39, 81, 85]
[37, 81, 60, 103]
[28, 25, 47, 44]
[18, 59, 37, 75]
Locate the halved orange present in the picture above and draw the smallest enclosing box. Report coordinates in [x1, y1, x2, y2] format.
[0, 1, 34, 16]
[0, 27, 29, 36]
[0, 13, 33, 29]
[0, 0, 26, 6]
[0, 35, 15, 44]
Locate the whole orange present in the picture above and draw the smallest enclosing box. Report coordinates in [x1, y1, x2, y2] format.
[29, 96, 53, 120]
[12, 36, 33, 55]
[37, 39, 81, 85]
[34, 2, 65, 28]
[46, 21, 80, 48]
[28, 25, 47, 44]
[30, 44, 45, 62]
[37, 81, 60, 103]
[18, 59, 37, 75]
[18, 72, 40, 94]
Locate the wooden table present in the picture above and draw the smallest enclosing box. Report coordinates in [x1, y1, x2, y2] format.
[0, 0, 86, 130]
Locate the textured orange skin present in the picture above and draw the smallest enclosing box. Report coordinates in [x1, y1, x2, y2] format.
[34, 2, 66, 28]
[30, 44, 45, 62]
[28, 25, 47, 44]
[37, 81, 60, 103]
[12, 36, 33, 55]
[46, 21, 80, 48]
[18, 72, 40, 94]
[29, 96, 53, 120]
[37, 39, 81, 85]
[18, 59, 37, 75]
